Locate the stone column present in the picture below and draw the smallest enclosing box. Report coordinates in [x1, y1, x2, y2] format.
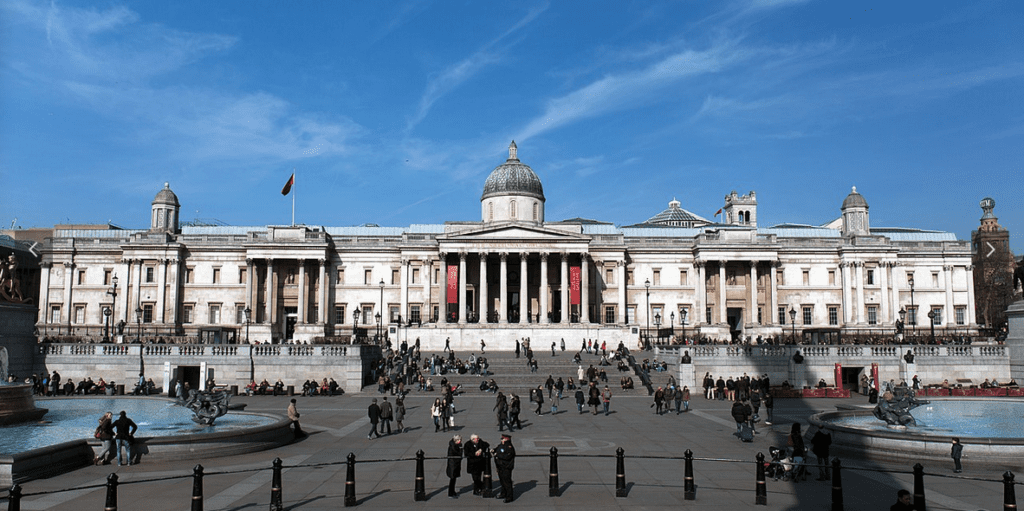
[966, 265, 976, 327]
[540, 253, 549, 324]
[439, 253, 447, 321]
[879, 261, 890, 325]
[855, 262, 865, 325]
[298, 259, 307, 324]
[769, 261, 778, 325]
[944, 265, 955, 327]
[400, 258, 409, 324]
[318, 259, 327, 324]
[458, 252, 467, 324]
[560, 252, 569, 324]
[422, 259, 432, 321]
[479, 254, 488, 322]
[245, 258, 254, 313]
[132, 259, 143, 319]
[695, 261, 706, 326]
[520, 253, 528, 323]
[617, 260, 627, 324]
[581, 254, 590, 323]
[841, 262, 852, 325]
[157, 259, 168, 323]
[890, 262, 901, 322]
[593, 259, 603, 324]
[39, 263, 51, 324]
[499, 253, 509, 324]
[62, 261, 74, 330]
[718, 263, 726, 324]
[749, 262, 758, 324]
[266, 259, 275, 325]
[167, 259, 179, 325]
[119, 258, 131, 324]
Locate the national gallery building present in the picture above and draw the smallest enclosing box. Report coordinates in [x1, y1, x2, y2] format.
[36, 142, 976, 351]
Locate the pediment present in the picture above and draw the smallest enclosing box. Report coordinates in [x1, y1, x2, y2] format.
[440, 223, 589, 242]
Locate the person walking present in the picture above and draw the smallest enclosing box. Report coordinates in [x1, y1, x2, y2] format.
[601, 385, 612, 416]
[93, 411, 114, 465]
[112, 410, 137, 466]
[588, 382, 601, 415]
[494, 393, 509, 432]
[811, 428, 833, 480]
[446, 435, 463, 498]
[653, 387, 666, 415]
[394, 396, 406, 433]
[560, 338, 565, 352]
[532, 385, 544, 415]
[432, 398, 443, 432]
[379, 396, 394, 435]
[763, 391, 774, 425]
[288, 399, 304, 438]
[682, 386, 691, 413]
[367, 398, 382, 439]
[575, 387, 585, 414]
[493, 434, 516, 502]
[673, 386, 684, 414]
[464, 434, 490, 496]
[509, 394, 522, 431]
[951, 437, 963, 473]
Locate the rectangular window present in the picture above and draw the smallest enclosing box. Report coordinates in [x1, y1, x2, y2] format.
[238, 268, 246, 285]
[389, 305, 399, 323]
[143, 304, 154, 323]
[185, 267, 194, 284]
[706, 307, 712, 324]
[867, 306, 878, 325]
[285, 269, 296, 284]
[828, 306, 839, 326]
[626, 270, 634, 285]
[334, 305, 345, 324]
[434, 268, 440, 285]
[183, 304, 194, 324]
[932, 272, 939, 287]
[337, 267, 345, 284]
[77, 270, 86, 285]
[74, 305, 85, 324]
[955, 307, 966, 325]
[802, 270, 810, 286]
[906, 272, 914, 287]
[410, 305, 421, 323]
[828, 270, 836, 286]
[680, 270, 688, 285]
[606, 268, 614, 285]
[212, 268, 220, 284]
[727, 270, 736, 285]
[51, 305, 61, 323]
[391, 269, 399, 285]
[931, 307, 942, 325]
[208, 304, 221, 324]
[652, 305, 663, 325]
[146, 267, 155, 283]
[757, 307, 763, 325]
[605, 306, 616, 323]
[907, 306, 917, 326]
[626, 306, 636, 324]
[778, 306, 787, 325]
[777, 270, 784, 286]
[104, 269, 112, 286]
[362, 305, 373, 324]
[802, 306, 813, 325]
[432, 305, 439, 322]
[867, 269, 875, 286]
[412, 268, 420, 285]
[652, 269, 661, 286]
[364, 270, 372, 285]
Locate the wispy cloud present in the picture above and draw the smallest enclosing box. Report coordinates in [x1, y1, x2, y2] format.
[405, 4, 549, 131]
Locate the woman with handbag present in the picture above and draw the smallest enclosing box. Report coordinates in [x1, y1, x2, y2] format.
[93, 412, 114, 465]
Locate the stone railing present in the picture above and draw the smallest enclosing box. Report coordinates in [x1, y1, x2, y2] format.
[39, 343, 369, 359]
[656, 344, 1007, 361]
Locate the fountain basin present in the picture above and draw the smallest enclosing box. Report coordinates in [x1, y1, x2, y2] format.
[0, 383, 47, 426]
[810, 398, 1024, 467]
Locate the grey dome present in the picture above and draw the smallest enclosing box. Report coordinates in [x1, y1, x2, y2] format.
[644, 199, 709, 226]
[841, 186, 868, 210]
[481, 141, 545, 201]
[153, 182, 180, 206]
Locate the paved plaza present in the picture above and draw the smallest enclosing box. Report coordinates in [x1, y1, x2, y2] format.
[5, 385, 1018, 510]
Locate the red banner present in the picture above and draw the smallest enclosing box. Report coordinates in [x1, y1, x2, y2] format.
[871, 363, 880, 392]
[834, 363, 843, 390]
[569, 266, 581, 305]
[447, 265, 458, 304]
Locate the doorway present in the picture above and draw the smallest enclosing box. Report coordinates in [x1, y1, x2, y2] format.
[177, 365, 201, 394]
[727, 307, 743, 341]
[285, 307, 297, 341]
[842, 366, 864, 393]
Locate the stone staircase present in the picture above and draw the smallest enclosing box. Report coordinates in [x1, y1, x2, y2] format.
[394, 350, 682, 397]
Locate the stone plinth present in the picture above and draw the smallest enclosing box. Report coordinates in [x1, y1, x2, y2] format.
[1007, 300, 1024, 382]
[0, 384, 48, 425]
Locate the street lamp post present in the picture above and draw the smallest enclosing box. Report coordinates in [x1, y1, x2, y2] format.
[789, 307, 797, 343]
[681, 308, 689, 344]
[379, 279, 385, 344]
[375, 312, 382, 345]
[244, 307, 253, 383]
[654, 313, 661, 345]
[353, 309, 360, 340]
[670, 311, 675, 341]
[106, 275, 119, 339]
[103, 307, 112, 342]
[644, 279, 651, 350]
[135, 306, 144, 380]
[927, 309, 936, 344]
[898, 307, 907, 339]
[908, 276, 916, 339]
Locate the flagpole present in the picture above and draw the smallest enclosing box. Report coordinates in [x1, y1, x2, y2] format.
[291, 168, 296, 226]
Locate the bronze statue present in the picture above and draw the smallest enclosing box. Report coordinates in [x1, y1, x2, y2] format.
[179, 389, 231, 425]
[872, 386, 928, 427]
[0, 255, 27, 304]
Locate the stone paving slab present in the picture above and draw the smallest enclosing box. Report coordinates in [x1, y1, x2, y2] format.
[4, 389, 1018, 510]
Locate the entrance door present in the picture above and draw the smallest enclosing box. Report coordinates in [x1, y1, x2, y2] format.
[727, 307, 743, 341]
[285, 307, 297, 341]
[177, 365, 201, 394]
[842, 367, 864, 393]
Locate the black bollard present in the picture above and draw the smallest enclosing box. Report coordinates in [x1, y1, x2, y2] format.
[414, 450, 426, 502]
[913, 463, 926, 511]
[191, 464, 204, 511]
[684, 449, 696, 500]
[615, 447, 626, 498]
[755, 452, 767, 506]
[269, 457, 283, 511]
[104, 473, 119, 511]
[1004, 471, 1016, 511]
[831, 458, 843, 511]
[8, 484, 22, 511]
[483, 449, 494, 497]
[549, 447, 559, 497]
[344, 453, 356, 507]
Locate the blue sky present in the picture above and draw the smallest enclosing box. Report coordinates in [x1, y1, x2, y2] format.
[1, 1, 1021, 253]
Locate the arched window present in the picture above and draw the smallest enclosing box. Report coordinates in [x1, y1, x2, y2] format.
[745, 211, 751, 223]
[488, 202, 493, 221]
[510, 200, 517, 219]
[533, 202, 538, 221]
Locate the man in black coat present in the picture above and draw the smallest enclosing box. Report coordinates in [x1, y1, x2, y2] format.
[379, 396, 394, 435]
[493, 434, 516, 502]
[811, 429, 833, 480]
[446, 435, 463, 498]
[367, 398, 381, 439]
[464, 434, 490, 496]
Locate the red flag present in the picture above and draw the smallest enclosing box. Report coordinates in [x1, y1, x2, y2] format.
[569, 266, 581, 305]
[447, 265, 459, 304]
[281, 173, 294, 195]
[714, 208, 722, 216]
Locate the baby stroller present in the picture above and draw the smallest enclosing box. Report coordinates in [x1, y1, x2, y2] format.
[765, 446, 787, 480]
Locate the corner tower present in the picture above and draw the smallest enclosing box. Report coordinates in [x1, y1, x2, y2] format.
[840, 186, 869, 236]
[481, 141, 545, 225]
[151, 182, 180, 234]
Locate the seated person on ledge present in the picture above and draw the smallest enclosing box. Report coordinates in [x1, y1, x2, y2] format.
[781, 380, 792, 389]
[817, 379, 828, 389]
[980, 379, 992, 389]
[941, 379, 950, 389]
[1009, 379, 1019, 387]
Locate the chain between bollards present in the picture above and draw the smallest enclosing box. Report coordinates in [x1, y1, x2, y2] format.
[191, 464, 204, 511]
[549, 446, 559, 497]
[755, 452, 767, 506]
[8, 484, 22, 511]
[344, 453, 356, 507]
[414, 450, 426, 501]
[831, 458, 843, 511]
[269, 457, 283, 511]
[104, 473, 118, 511]
[615, 447, 626, 498]
[913, 463, 926, 511]
[684, 449, 696, 500]
[1004, 471, 1016, 511]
